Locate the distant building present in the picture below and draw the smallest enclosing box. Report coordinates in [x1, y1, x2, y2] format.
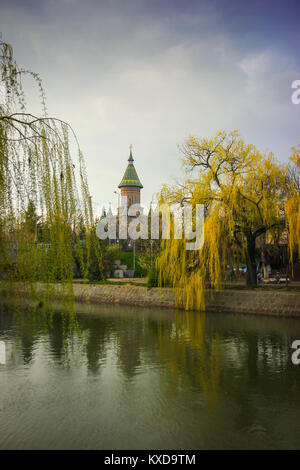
[118, 145, 143, 209]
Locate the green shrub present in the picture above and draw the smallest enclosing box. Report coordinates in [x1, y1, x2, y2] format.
[147, 264, 159, 288]
[120, 252, 133, 269]
[102, 244, 120, 277]
[119, 251, 150, 277]
[135, 253, 150, 277]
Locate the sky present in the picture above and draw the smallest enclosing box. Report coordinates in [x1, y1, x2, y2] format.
[1, 0, 300, 214]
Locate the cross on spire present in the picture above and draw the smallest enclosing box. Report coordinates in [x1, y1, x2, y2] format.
[128, 144, 134, 162]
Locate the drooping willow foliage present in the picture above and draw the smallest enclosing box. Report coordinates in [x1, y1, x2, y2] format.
[285, 145, 300, 264]
[156, 130, 300, 310]
[0, 40, 103, 308]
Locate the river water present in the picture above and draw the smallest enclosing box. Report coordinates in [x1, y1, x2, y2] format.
[0, 302, 300, 449]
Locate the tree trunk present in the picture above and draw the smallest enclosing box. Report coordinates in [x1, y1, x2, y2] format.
[261, 234, 268, 279]
[246, 233, 257, 285]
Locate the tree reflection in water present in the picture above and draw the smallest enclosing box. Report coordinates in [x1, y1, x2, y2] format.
[1, 303, 300, 449]
[1, 302, 300, 414]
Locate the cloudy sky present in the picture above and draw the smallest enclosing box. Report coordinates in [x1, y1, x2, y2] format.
[1, 0, 300, 213]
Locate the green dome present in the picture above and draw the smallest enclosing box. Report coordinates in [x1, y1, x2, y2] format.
[118, 149, 143, 188]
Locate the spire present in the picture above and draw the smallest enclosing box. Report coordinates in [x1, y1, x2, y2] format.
[128, 144, 134, 162]
[107, 202, 113, 217]
[118, 145, 143, 188]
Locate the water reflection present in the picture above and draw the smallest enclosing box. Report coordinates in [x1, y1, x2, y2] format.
[154, 312, 220, 409]
[0, 302, 300, 449]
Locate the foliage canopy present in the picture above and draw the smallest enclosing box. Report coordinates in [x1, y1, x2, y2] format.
[157, 130, 300, 310]
[0, 40, 103, 305]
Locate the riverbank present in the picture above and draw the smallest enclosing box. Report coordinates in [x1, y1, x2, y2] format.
[1, 282, 299, 317]
[70, 283, 300, 317]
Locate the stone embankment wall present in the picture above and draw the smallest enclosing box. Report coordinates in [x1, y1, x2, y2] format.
[71, 284, 300, 317]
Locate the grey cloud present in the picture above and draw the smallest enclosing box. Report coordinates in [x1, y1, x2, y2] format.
[1, 0, 299, 210]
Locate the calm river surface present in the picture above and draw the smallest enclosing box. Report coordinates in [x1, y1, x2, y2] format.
[0, 302, 300, 449]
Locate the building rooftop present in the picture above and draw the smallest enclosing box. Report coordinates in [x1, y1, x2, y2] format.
[118, 148, 143, 188]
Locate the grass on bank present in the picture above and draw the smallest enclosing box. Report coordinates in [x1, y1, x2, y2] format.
[73, 279, 300, 291]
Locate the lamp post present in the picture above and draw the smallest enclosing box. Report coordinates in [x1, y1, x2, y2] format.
[133, 240, 136, 273]
[114, 190, 120, 253]
[128, 240, 136, 275]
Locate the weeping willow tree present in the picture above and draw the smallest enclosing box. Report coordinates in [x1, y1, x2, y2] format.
[285, 144, 300, 265]
[0, 40, 103, 306]
[157, 130, 299, 310]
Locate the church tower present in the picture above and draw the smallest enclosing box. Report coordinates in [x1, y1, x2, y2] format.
[118, 145, 143, 208]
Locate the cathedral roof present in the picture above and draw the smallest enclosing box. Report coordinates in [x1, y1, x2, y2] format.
[118, 148, 143, 188]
